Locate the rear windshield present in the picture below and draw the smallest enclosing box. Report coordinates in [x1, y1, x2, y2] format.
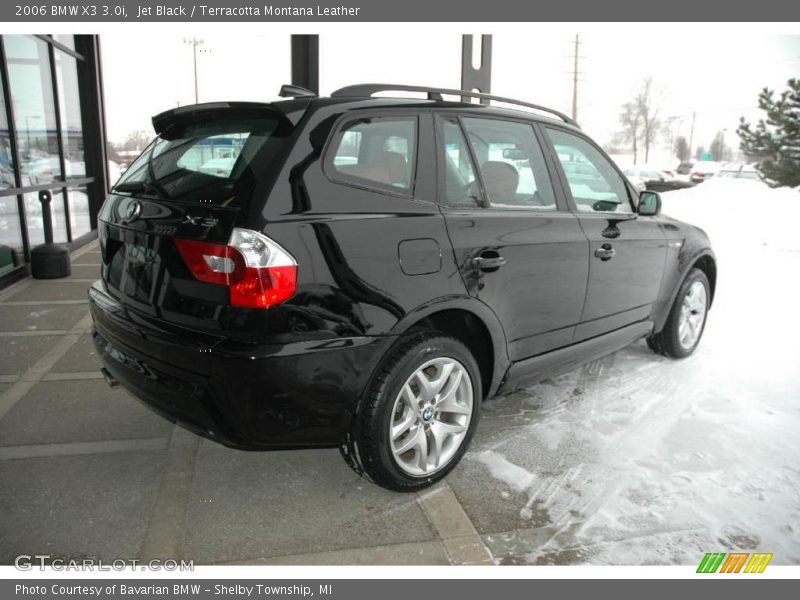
[114, 114, 291, 206]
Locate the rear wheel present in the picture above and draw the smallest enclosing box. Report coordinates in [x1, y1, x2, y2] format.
[343, 330, 481, 491]
[647, 268, 710, 358]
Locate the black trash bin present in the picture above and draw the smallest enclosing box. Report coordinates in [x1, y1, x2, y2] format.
[30, 189, 71, 279]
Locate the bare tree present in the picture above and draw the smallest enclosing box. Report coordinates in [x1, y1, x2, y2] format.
[695, 145, 706, 161]
[618, 101, 641, 164]
[636, 77, 661, 163]
[122, 130, 153, 152]
[709, 131, 733, 162]
[106, 141, 123, 163]
[616, 77, 662, 164]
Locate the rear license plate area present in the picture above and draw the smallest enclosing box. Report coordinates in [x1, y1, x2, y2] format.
[119, 233, 161, 304]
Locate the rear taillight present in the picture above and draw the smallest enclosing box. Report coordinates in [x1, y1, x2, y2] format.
[691, 172, 702, 178]
[175, 228, 297, 308]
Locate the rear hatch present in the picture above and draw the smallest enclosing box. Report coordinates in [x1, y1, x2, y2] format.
[97, 101, 306, 341]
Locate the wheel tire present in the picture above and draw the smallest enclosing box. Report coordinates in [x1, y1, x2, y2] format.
[342, 329, 481, 492]
[647, 268, 710, 358]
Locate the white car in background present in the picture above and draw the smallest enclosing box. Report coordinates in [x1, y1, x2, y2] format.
[624, 167, 695, 192]
[690, 161, 722, 183]
[716, 164, 762, 181]
[198, 157, 237, 178]
[626, 174, 647, 194]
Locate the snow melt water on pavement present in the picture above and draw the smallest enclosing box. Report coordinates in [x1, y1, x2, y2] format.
[465, 179, 800, 565]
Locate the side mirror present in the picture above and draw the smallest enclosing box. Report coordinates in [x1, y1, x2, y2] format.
[638, 190, 661, 216]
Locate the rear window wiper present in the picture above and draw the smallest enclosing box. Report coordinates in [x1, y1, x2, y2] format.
[146, 156, 172, 199]
[113, 180, 166, 198]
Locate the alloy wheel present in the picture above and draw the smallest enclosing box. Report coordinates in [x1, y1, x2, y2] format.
[678, 280, 707, 350]
[389, 357, 473, 476]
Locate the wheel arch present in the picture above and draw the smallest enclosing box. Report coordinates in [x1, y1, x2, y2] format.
[391, 299, 510, 400]
[692, 253, 717, 307]
[653, 248, 717, 333]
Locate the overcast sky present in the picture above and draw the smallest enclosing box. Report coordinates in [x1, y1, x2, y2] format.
[101, 29, 799, 163]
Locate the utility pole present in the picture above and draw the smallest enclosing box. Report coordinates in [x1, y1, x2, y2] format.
[184, 37, 205, 104]
[571, 34, 580, 123]
[688, 111, 696, 158]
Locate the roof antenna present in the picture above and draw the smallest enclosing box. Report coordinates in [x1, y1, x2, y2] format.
[279, 84, 317, 98]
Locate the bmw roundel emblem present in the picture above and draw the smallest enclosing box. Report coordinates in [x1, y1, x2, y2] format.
[123, 200, 142, 223]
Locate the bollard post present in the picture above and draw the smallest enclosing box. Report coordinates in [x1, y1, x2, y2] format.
[39, 189, 54, 245]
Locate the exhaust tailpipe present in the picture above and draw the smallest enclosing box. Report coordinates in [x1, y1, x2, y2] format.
[101, 368, 119, 388]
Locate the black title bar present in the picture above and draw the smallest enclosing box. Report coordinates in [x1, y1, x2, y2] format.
[4, 0, 800, 22]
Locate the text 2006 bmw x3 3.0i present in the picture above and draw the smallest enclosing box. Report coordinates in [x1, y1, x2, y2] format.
[90, 84, 716, 491]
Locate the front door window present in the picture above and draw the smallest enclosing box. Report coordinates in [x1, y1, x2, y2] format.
[546, 128, 633, 214]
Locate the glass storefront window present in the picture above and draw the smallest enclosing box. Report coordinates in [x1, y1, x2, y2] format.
[5, 36, 62, 187]
[67, 186, 90, 239]
[52, 35, 75, 51]
[0, 79, 16, 190]
[0, 66, 23, 274]
[55, 50, 85, 178]
[0, 34, 100, 278]
[24, 189, 68, 246]
[0, 195, 24, 274]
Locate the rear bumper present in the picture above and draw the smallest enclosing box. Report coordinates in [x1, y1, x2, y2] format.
[89, 281, 395, 450]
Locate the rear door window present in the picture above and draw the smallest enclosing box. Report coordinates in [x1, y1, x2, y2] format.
[460, 117, 557, 210]
[328, 116, 417, 193]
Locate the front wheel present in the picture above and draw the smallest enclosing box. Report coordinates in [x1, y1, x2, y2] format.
[343, 330, 481, 492]
[647, 268, 710, 358]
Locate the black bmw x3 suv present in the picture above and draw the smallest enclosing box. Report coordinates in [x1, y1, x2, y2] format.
[90, 84, 716, 491]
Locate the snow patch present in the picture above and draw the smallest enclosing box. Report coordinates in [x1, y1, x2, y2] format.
[464, 180, 800, 564]
[475, 450, 537, 492]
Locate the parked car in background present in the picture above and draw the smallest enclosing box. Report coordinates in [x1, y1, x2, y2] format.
[690, 161, 721, 183]
[91, 84, 717, 491]
[716, 164, 762, 181]
[660, 167, 676, 179]
[624, 167, 694, 192]
[198, 157, 238, 177]
[20, 156, 60, 186]
[625, 173, 647, 193]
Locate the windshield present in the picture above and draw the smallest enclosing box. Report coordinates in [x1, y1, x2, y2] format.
[114, 114, 290, 206]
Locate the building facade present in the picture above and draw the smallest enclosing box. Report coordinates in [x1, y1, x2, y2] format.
[0, 35, 108, 286]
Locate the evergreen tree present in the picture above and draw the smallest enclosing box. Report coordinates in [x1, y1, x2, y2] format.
[737, 78, 800, 188]
[674, 136, 690, 161]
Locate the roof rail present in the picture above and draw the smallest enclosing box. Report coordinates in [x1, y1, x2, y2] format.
[331, 84, 578, 127]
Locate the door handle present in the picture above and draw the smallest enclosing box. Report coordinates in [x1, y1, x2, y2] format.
[594, 244, 616, 261]
[472, 255, 507, 271]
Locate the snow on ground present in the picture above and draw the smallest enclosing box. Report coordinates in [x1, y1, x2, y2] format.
[467, 178, 800, 565]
